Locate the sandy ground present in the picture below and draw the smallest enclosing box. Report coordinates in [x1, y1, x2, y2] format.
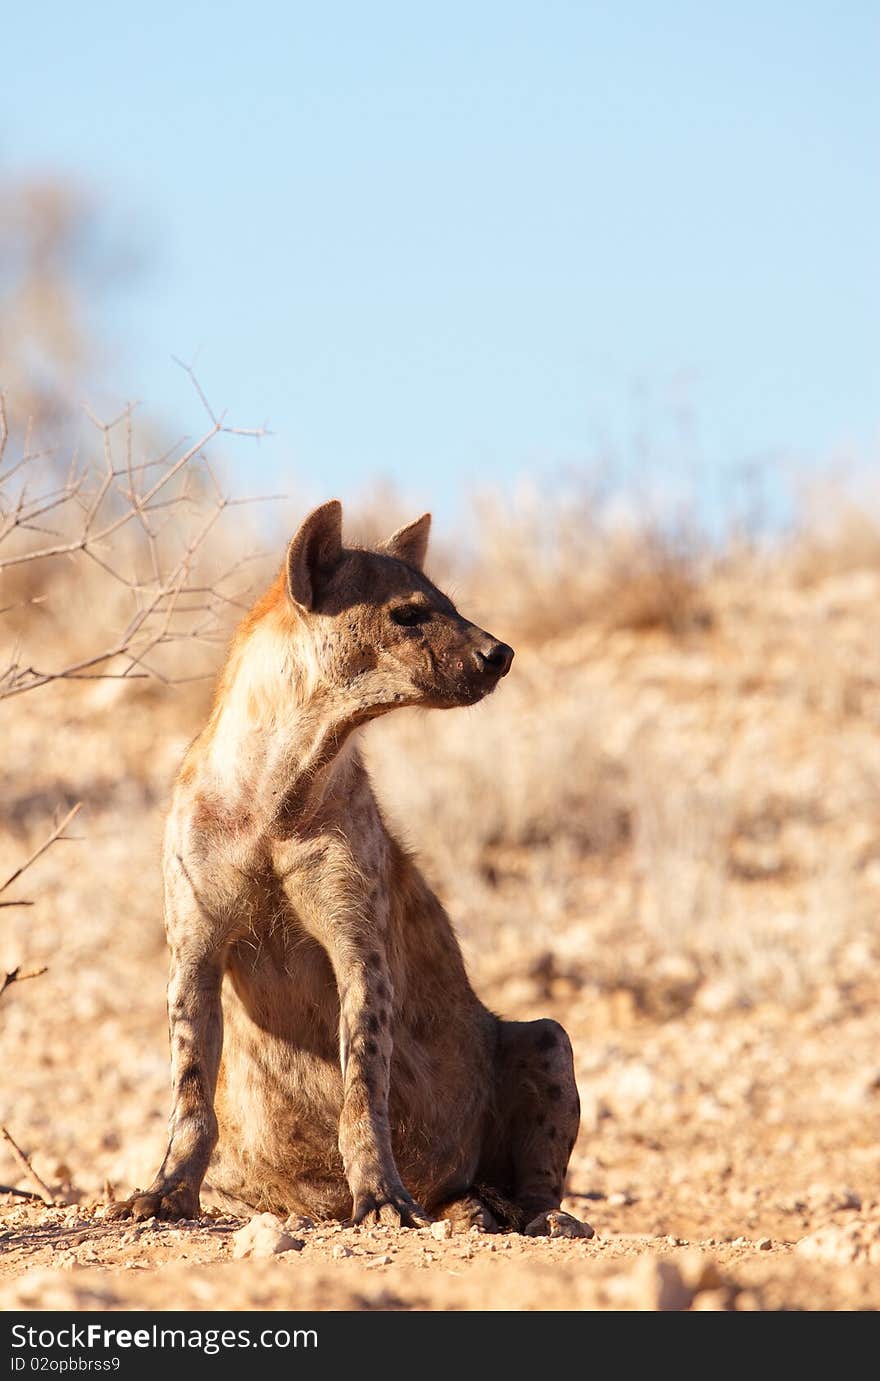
[1, 986, 880, 1311]
[2, 560, 880, 1311]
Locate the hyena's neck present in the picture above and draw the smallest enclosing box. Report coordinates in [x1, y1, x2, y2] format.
[199, 620, 367, 829]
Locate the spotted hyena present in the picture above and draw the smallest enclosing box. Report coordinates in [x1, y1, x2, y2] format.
[111, 501, 589, 1237]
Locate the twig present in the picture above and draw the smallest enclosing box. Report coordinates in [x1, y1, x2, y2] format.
[0, 966, 47, 996]
[0, 1127, 57, 1206]
[1, 373, 274, 701]
[0, 803, 82, 900]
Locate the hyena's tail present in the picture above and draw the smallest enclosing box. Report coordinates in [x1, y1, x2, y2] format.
[473, 1182, 528, 1233]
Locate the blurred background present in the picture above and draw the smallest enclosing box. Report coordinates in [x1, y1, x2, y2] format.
[1, 2, 879, 1304]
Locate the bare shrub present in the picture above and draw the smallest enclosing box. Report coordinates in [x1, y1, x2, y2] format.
[0, 378, 270, 700]
[783, 464, 880, 586]
[460, 487, 712, 647]
[793, 502, 880, 586]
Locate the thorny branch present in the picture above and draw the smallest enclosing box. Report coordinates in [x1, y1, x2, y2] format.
[0, 1126, 59, 1205]
[0, 377, 275, 1024]
[0, 966, 48, 995]
[0, 802, 82, 906]
[0, 803, 82, 997]
[0, 373, 275, 700]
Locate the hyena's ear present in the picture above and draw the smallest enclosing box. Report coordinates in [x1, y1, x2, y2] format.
[379, 513, 431, 571]
[286, 500, 344, 610]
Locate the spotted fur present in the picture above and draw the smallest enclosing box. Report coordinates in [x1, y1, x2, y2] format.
[109, 502, 588, 1236]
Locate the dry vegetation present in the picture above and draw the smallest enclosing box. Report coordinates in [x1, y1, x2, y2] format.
[2, 418, 880, 1310]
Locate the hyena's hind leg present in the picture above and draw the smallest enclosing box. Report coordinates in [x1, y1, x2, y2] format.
[479, 1017, 593, 1238]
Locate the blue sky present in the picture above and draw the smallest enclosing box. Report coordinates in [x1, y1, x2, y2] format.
[3, 2, 878, 524]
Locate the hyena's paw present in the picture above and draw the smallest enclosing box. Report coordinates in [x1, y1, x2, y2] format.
[524, 1209, 594, 1240]
[106, 1181, 200, 1223]
[351, 1183, 432, 1229]
[437, 1194, 499, 1234]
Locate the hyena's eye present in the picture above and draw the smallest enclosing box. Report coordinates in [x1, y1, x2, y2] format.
[390, 604, 431, 627]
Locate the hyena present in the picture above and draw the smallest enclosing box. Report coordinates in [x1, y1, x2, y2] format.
[111, 501, 589, 1236]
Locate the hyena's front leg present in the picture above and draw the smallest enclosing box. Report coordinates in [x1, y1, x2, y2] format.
[108, 941, 224, 1222]
[332, 941, 430, 1229]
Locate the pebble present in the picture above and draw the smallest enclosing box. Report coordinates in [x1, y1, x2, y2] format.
[796, 1221, 880, 1265]
[430, 1220, 452, 1241]
[231, 1214, 304, 1260]
[285, 1214, 315, 1234]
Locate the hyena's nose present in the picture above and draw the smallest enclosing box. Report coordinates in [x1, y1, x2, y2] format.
[475, 640, 514, 678]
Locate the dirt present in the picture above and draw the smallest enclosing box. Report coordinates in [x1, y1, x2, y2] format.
[2, 969, 879, 1310]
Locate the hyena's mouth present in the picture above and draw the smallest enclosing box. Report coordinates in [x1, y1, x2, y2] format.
[419, 675, 500, 709]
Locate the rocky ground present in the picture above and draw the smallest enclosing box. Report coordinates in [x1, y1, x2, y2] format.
[2, 544, 879, 1310]
[2, 989, 879, 1311]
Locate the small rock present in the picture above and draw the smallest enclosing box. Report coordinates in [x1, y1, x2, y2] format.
[430, 1220, 452, 1241]
[231, 1213, 304, 1260]
[757, 1238, 772, 1251]
[366, 1254, 392, 1268]
[607, 1191, 632, 1208]
[777, 1197, 808, 1215]
[832, 1189, 862, 1212]
[806, 1184, 861, 1213]
[797, 1221, 880, 1265]
[331, 1244, 351, 1260]
[284, 1214, 315, 1234]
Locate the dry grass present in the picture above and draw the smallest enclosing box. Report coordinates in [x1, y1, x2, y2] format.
[367, 499, 880, 1015]
[791, 475, 880, 586]
[457, 488, 713, 646]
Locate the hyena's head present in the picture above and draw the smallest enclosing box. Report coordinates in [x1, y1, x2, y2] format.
[284, 499, 513, 716]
